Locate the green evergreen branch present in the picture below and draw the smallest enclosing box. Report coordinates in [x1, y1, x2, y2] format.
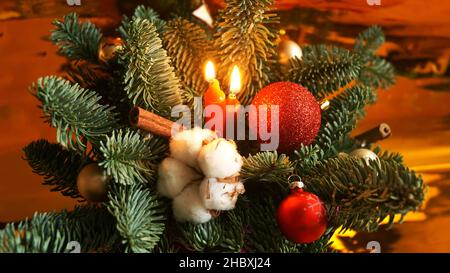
[121, 19, 182, 117]
[373, 146, 404, 164]
[176, 218, 224, 252]
[303, 156, 426, 232]
[23, 140, 91, 199]
[163, 17, 212, 100]
[215, 0, 278, 105]
[293, 144, 325, 172]
[314, 85, 373, 156]
[118, 5, 165, 39]
[100, 129, 167, 185]
[33, 76, 119, 151]
[51, 12, 102, 62]
[287, 45, 362, 99]
[359, 57, 396, 90]
[354, 27, 395, 89]
[354, 26, 385, 57]
[241, 152, 294, 186]
[106, 184, 166, 253]
[0, 206, 119, 253]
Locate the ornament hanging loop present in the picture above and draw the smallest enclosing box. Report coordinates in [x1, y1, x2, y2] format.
[288, 174, 304, 189]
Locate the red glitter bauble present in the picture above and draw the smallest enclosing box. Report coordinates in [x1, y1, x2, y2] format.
[277, 188, 327, 244]
[250, 82, 321, 153]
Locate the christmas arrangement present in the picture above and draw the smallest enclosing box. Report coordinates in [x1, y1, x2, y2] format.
[0, 0, 426, 253]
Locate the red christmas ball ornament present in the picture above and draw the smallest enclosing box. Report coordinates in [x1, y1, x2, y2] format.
[277, 179, 327, 244]
[250, 82, 321, 153]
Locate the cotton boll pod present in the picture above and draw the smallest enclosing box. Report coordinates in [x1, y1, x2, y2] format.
[172, 182, 212, 224]
[170, 127, 218, 169]
[199, 177, 245, 211]
[197, 139, 242, 178]
[157, 157, 202, 198]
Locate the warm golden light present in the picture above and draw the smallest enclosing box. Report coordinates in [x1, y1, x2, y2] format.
[205, 61, 215, 82]
[230, 65, 241, 94]
[289, 41, 302, 59]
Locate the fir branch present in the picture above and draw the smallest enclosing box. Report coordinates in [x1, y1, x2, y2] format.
[303, 156, 426, 232]
[218, 211, 246, 252]
[354, 26, 385, 57]
[354, 27, 395, 90]
[287, 45, 362, 99]
[175, 210, 245, 253]
[33, 76, 119, 151]
[215, 0, 278, 105]
[121, 19, 182, 117]
[314, 85, 373, 156]
[359, 57, 396, 90]
[372, 146, 403, 164]
[176, 218, 224, 252]
[163, 17, 212, 99]
[0, 206, 119, 253]
[99, 129, 166, 185]
[106, 184, 166, 253]
[293, 144, 325, 172]
[0, 212, 68, 253]
[241, 151, 294, 186]
[50, 12, 102, 62]
[118, 5, 165, 39]
[23, 140, 91, 199]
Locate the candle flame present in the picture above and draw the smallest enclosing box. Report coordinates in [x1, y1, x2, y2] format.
[205, 61, 215, 82]
[289, 41, 302, 59]
[230, 65, 241, 94]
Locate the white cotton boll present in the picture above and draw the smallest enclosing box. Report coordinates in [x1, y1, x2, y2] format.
[157, 157, 202, 198]
[170, 127, 217, 168]
[172, 182, 212, 224]
[199, 178, 245, 211]
[198, 139, 243, 178]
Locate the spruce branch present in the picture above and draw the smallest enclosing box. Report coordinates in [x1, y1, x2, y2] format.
[99, 129, 167, 185]
[23, 140, 91, 199]
[287, 45, 362, 99]
[121, 19, 182, 117]
[359, 57, 396, 90]
[163, 17, 212, 100]
[354, 26, 385, 57]
[241, 151, 294, 186]
[354, 27, 395, 89]
[0, 206, 119, 253]
[176, 211, 245, 252]
[215, 0, 278, 105]
[314, 85, 373, 156]
[373, 146, 403, 164]
[303, 156, 426, 232]
[118, 5, 165, 39]
[33, 76, 119, 151]
[176, 218, 224, 252]
[50, 12, 102, 62]
[106, 184, 166, 253]
[293, 144, 325, 172]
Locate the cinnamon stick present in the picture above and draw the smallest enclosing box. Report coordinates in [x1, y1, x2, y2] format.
[129, 106, 181, 138]
[354, 123, 391, 147]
